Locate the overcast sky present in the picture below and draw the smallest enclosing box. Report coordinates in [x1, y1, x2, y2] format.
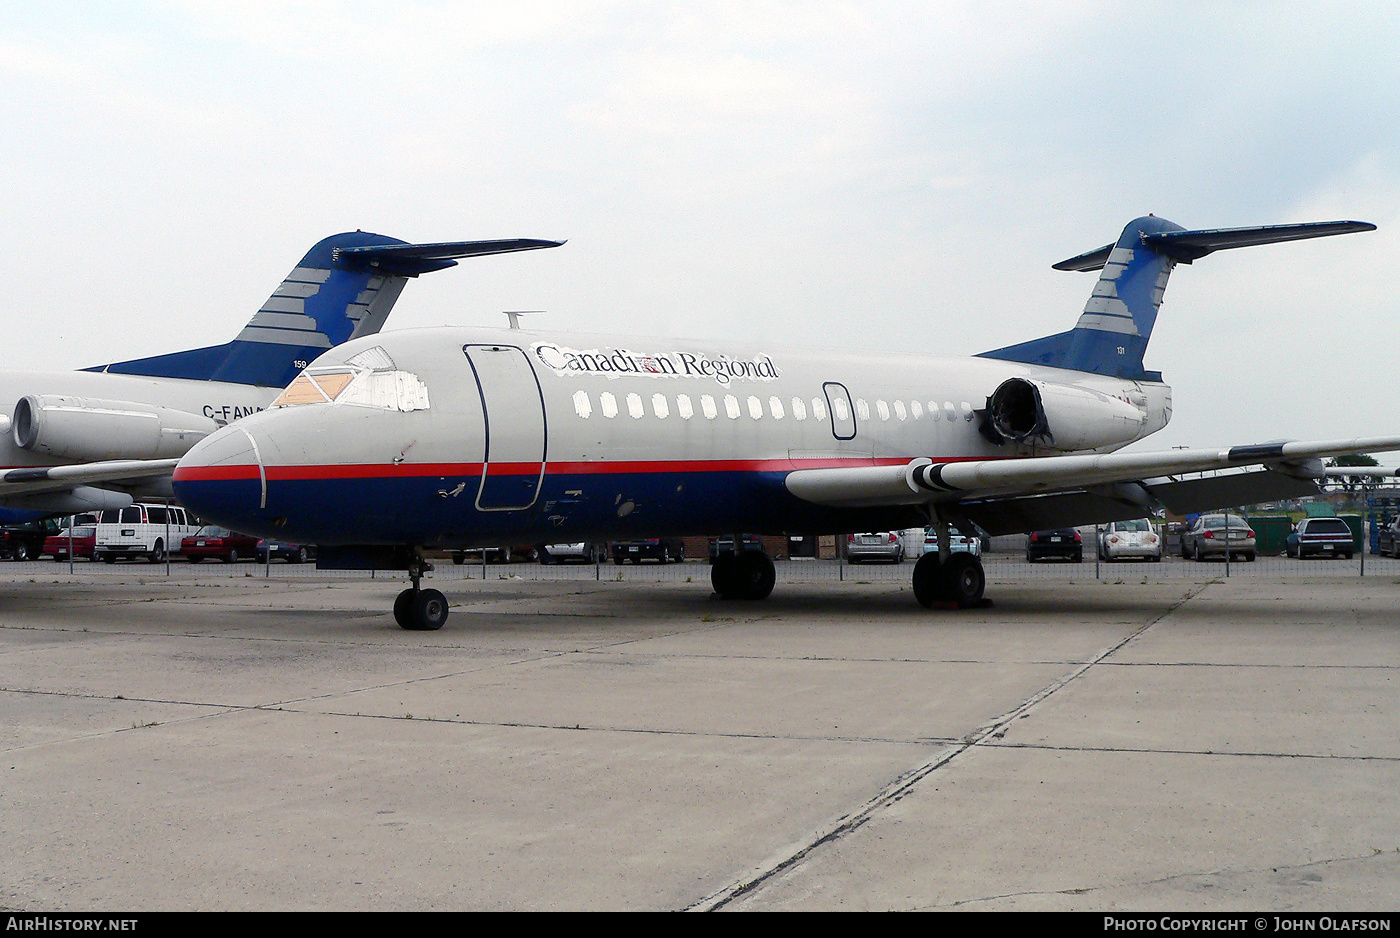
[4, 1, 1397, 458]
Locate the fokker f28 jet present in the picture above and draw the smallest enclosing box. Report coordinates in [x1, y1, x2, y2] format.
[171, 215, 1399, 630]
[0, 233, 560, 520]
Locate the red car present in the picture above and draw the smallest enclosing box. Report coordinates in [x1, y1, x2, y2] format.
[182, 526, 260, 563]
[44, 526, 97, 561]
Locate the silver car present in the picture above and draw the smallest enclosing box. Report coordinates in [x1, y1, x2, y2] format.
[1181, 514, 1256, 562]
[540, 542, 607, 564]
[846, 532, 905, 563]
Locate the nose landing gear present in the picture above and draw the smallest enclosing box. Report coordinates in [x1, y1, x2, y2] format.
[395, 557, 448, 631]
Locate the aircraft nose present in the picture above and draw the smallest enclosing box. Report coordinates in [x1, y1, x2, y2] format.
[173, 425, 273, 536]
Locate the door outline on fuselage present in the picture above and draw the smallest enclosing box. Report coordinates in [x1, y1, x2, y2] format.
[823, 382, 857, 441]
[463, 344, 547, 511]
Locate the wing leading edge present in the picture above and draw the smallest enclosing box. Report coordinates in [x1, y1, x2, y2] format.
[1, 459, 180, 513]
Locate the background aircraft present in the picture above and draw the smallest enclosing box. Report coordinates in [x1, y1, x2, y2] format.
[0, 233, 561, 520]
[171, 215, 1398, 630]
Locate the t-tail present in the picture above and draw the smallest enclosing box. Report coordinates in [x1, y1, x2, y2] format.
[86, 233, 563, 388]
[977, 215, 1375, 381]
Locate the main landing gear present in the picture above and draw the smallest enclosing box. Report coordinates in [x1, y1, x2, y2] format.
[911, 552, 986, 609]
[395, 557, 449, 631]
[711, 550, 776, 600]
[911, 516, 987, 609]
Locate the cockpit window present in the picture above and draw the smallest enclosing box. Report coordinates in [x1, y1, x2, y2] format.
[272, 370, 357, 406]
[272, 365, 430, 412]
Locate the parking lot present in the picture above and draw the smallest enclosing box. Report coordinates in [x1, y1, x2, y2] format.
[3, 560, 1398, 911]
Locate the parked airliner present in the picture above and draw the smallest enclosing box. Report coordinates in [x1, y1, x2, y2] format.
[171, 216, 1399, 630]
[0, 233, 560, 519]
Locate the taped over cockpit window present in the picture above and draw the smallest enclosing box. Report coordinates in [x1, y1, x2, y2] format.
[272, 366, 430, 412]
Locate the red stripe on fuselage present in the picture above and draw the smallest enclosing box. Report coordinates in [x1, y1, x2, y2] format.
[175, 455, 1009, 483]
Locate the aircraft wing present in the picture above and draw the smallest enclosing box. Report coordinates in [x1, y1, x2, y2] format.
[785, 437, 1400, 535]
[0, 459, 179, 510]
[1322, 466, 1400, 477]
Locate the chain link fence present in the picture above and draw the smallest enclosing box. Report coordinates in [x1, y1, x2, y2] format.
[22, 541, 1400, 584]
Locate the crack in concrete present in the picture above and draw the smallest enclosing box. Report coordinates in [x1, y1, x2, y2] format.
[686, 581, 1214, 911]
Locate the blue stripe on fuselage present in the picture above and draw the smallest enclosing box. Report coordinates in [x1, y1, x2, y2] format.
[174, 469, 925, 547]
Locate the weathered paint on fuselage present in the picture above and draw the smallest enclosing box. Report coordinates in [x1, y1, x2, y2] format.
[172, 326, 1172, 547]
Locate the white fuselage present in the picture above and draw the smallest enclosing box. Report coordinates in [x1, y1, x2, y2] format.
[173, 325, 1172, 547]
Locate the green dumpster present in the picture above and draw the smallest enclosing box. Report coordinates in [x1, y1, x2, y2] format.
[1250, 516, 1292, 556]
[1338, 514, 1364, 552]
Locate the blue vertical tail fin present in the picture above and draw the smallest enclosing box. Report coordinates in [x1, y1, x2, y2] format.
[87, 233, 562, 388]
[977, 216, 1375, 381]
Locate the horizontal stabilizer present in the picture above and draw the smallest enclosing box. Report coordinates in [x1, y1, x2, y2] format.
[1053, 220, 1376, 271]
[90, 233, 564, 388]
[334, 238, 565, 277]
[982, 214, 1375, 380]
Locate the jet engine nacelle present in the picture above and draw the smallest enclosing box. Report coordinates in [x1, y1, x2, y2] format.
[985, 377, 1148, 452]
[12, 395, 218, 461]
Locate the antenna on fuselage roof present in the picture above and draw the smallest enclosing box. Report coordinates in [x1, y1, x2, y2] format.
[504, 310, 544, 330]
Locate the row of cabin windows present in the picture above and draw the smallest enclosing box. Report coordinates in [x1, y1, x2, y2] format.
[569, 390, 976, 424]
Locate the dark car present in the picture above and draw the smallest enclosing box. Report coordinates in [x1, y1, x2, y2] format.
[256, 539, 315, 563]
[612, 538, 685, 564]
[182, 526, 260, 563]
[708, 534, 762, 561]
[1378, 517, 1400, 557]
[1181, 513, 1256, 562]
[1286, 517, 1355, 559]
[1026, 528, 1083, 562]
[44, 525, 97, 561]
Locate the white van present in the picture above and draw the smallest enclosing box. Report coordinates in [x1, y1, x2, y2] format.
[93, 503, 201, 563]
